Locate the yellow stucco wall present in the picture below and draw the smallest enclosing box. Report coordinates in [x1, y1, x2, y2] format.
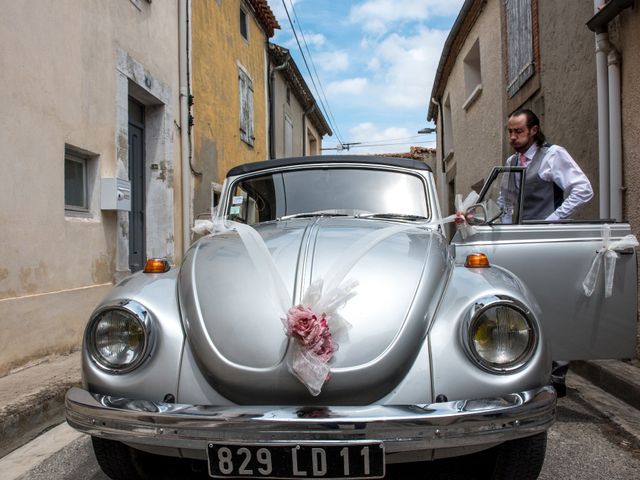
[192, 0, 271, 215]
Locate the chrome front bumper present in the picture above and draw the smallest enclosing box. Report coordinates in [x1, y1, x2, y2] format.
[65, 386, 555, 457]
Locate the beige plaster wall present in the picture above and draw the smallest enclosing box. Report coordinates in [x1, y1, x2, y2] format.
[0, 0, 181, 373]
[438, 0, 505, 213]
[532, 0, 599, 220]
[619, 9, 640, 231]
[272, 71, 305, 158]
[617, 8, 640, 357]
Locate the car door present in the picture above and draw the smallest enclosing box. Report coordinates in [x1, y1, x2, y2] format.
[453, 167, 637, 360]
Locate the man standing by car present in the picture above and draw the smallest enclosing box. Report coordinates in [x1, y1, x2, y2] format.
[505, 108, 594, 221]
[506, 108, 594, 397]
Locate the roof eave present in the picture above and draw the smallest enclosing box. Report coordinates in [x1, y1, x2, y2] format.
[427, 0, 482, 121]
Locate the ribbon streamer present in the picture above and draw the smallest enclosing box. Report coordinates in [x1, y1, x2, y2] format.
[440, 191, 480, 239]
[582, 224, 638, 298]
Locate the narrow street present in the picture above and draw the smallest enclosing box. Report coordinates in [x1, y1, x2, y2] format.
[4, 375, 640, 480]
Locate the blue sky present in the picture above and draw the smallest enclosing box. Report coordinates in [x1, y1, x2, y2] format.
[270, 0, 464, 154]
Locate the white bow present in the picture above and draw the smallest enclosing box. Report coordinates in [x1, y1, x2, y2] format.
[582, 224, 638, 298]
[440, 191, 480, 239]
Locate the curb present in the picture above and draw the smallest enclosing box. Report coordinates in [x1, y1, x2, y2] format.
[571, 359, 640, 411]
[0, 353, 81, 458]
[569, 370, 640, 446]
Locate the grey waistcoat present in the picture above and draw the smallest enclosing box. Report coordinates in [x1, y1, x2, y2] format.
[508, 145, 563, 221]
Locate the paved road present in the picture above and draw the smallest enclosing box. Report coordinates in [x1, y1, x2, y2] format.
[5, 386, 640, 480]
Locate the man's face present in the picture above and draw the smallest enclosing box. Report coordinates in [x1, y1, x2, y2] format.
[507, 114, 538, 153]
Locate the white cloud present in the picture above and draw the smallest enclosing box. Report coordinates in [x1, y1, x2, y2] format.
[315, 50, 349, 72]
[368, 27, 449, 108]
[302, 33, 327, 47]
[320, 28, 449, 109]
[349, 0, 464, 34]
[327, 77, 368, 96]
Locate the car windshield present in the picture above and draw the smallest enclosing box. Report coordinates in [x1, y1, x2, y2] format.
[225, 167, 430, 225]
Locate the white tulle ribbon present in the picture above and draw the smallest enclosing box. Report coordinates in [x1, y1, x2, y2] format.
[439, 191, 480, 239]
[191, 219, 214, 236]
[582, 224, 638, 298]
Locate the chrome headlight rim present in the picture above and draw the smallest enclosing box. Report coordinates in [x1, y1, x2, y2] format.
[463, 295, 539, 374]
[85, 299, 154, 374]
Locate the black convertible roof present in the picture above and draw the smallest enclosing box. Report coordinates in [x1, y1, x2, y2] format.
[226, 155, 432, 177]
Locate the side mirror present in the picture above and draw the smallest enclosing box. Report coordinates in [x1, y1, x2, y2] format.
[465, 204, 487, 225]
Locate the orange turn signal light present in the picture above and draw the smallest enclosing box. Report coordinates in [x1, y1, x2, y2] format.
[465, 253, 490, 268]
[143, 258, 171, 273]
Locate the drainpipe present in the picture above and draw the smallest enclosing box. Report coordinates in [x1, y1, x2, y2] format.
[595, 30, 611, 219]
[591, 0, 625, 221]
[268, 57, 289, 159]
[179, 0, 192, 255]
[431, 97, 446, 215]
[608, 47, 623, 221]
[302, 104, 315, 156]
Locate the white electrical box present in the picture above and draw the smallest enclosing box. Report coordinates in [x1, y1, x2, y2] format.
[101, 178, 131, 211]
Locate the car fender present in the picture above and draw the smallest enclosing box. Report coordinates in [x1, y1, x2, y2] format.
[81, 269, 185, 402]
[428, 264, 551, 402]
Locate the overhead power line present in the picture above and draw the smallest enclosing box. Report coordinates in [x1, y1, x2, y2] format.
[288, 0, 345, 143]
[331, 140, 436, 150]
[281, 0, 344, 144]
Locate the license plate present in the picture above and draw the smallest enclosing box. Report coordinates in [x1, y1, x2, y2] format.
[207, 442, 385, 479]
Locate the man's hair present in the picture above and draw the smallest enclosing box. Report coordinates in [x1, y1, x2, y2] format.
[510, 108, 546, 146]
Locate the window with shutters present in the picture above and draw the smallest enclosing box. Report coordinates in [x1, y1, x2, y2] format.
[239, 68, 254, 146]
[505, 0, 535, 98]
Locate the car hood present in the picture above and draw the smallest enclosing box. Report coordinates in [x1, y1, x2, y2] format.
[178, 217, 450, 404]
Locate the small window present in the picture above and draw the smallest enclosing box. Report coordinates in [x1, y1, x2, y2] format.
[286, 87, 291, 105]
[443, 95, 454, 157]
[65, 145, 97, 216]
[239, 68, 254, 146]
[65, 149, 88, 211]
[240, 7, 248, 40]
[462, 39, 482, 110]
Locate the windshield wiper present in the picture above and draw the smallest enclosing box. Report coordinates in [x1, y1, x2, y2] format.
[357, 213, 429, 221]
[278, 212, 349, 221]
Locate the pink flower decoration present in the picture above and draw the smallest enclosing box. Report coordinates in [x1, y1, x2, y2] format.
[285, 305, 337, 364]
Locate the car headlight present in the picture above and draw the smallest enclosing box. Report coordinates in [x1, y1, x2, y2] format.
[86, 300, 154, 374]
[464, 296, 538, 373]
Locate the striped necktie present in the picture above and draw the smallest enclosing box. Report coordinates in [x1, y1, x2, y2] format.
[519, 153, 528, 167]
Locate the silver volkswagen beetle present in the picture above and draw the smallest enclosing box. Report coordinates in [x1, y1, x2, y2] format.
[65, 155, 637, 479]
